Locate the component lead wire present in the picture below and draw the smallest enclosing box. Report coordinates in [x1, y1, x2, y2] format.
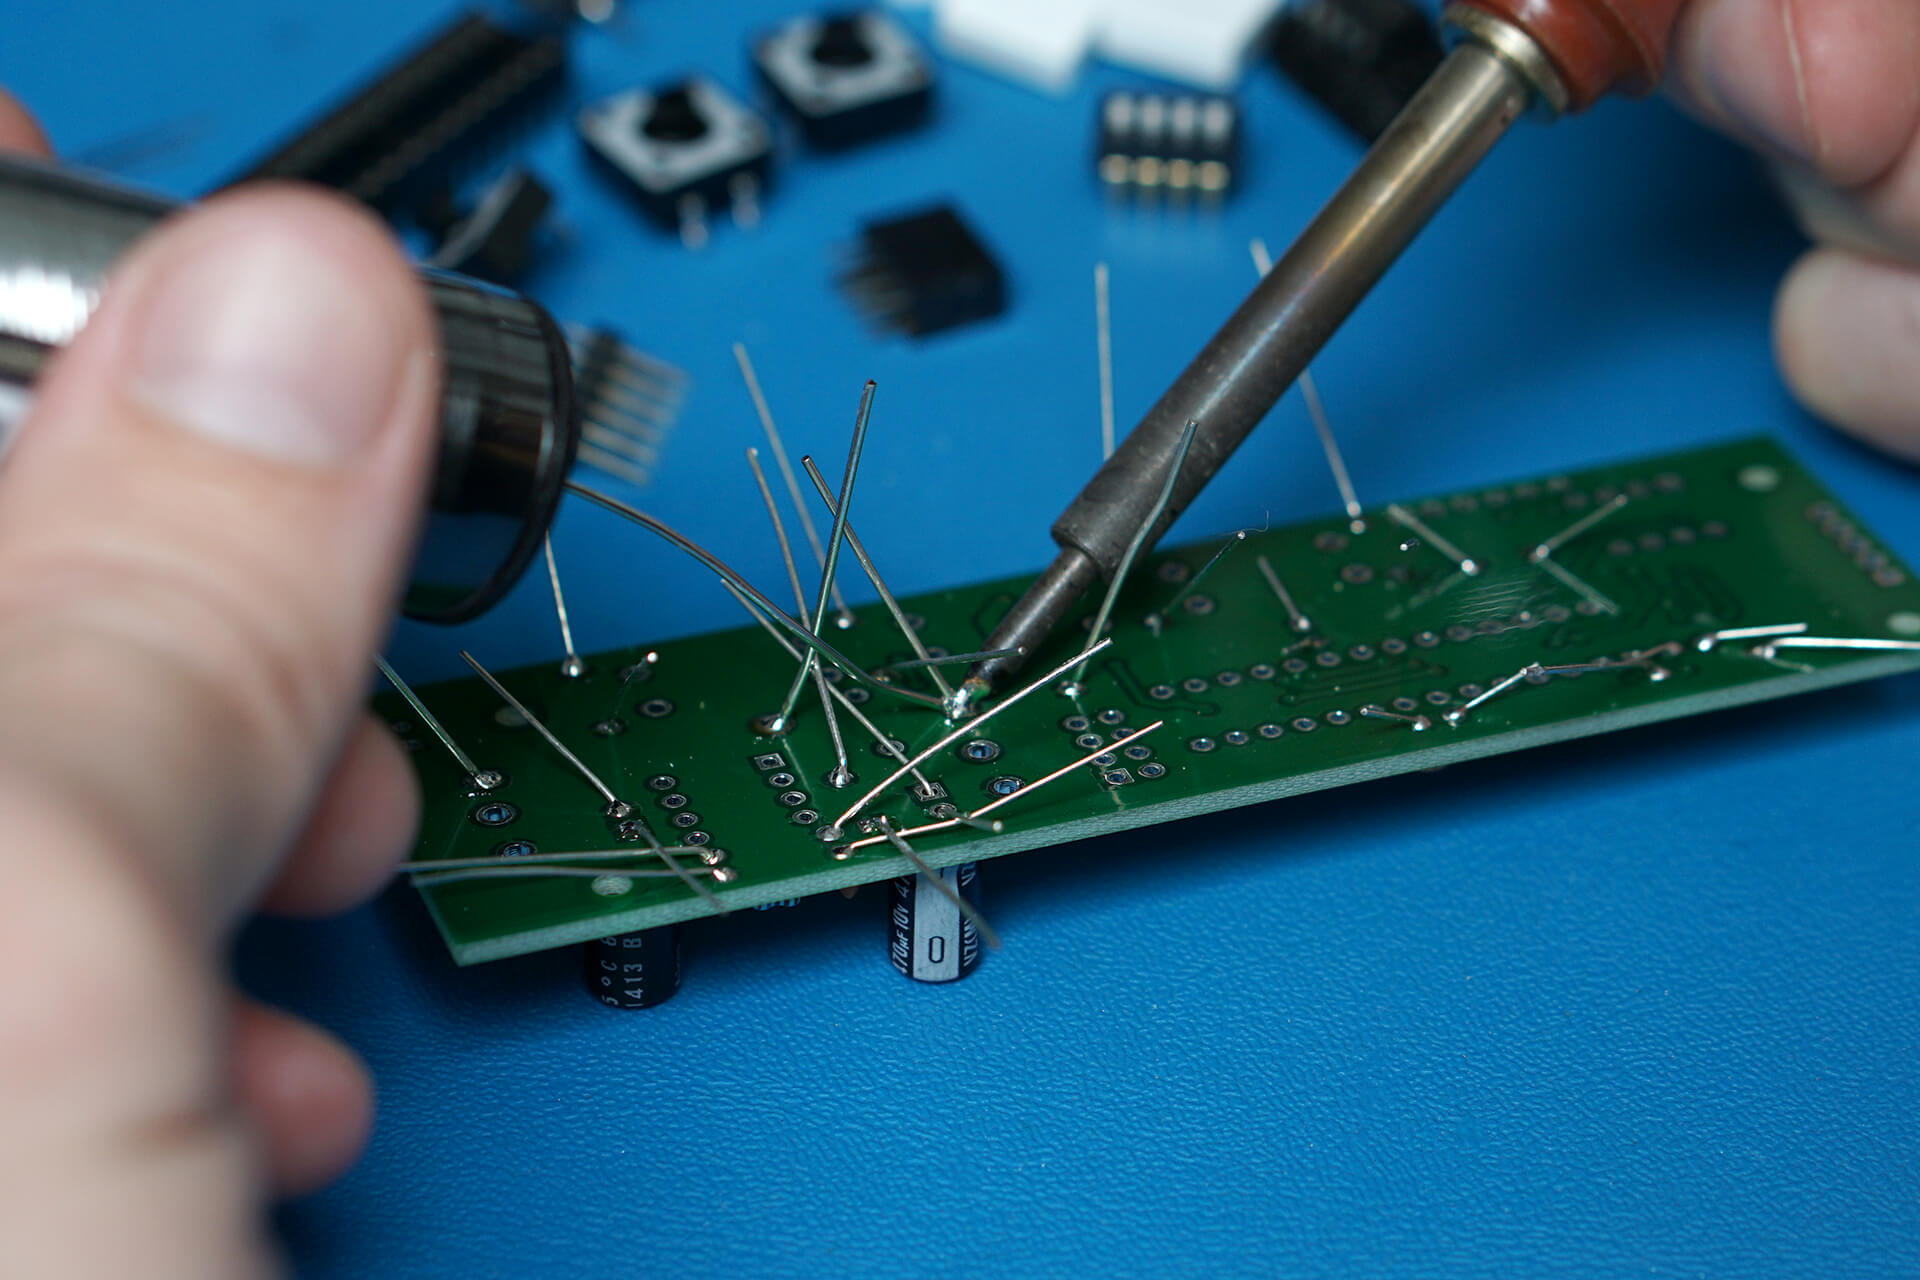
[1530, 493, 1628, 562]
[543, 535, 586, 678]
[1068, 419, 1198, 691]
[1386, 503, 1481, 576]
[801, 455, 957, 708]
[721, 581, 937, 795]
[564, 481, 942, 710]
[1252, 237, 1364, 533]
[1254, 552, 1313, 633]
[1695, 622, 1808, 652]
[458, 650, 629, 815]
[1756, 636, 1920, 656]
[374, 656, 493, 789]
[1096, 261, 1115, 461]
[733, 342, 855, 628]
[833, 638, 1115, 833]
[402, 846, 711, 874]
[880, 647, 1024, 673]
[837, 721, 1162, 854]
[774, 382, 877, 729]
[1359, 704, 1431, 731]
[1442, 664, 1537, 725]
[747, 447, 853, 786]
[1150, 529, 1251, 632]
[1534, 555, 1619, 615]
[877, 818, 1004, 951]
[410, 865, 722, 888]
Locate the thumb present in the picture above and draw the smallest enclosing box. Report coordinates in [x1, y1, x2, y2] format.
[0, 185, 438, 933]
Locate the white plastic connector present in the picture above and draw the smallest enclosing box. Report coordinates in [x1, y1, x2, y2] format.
[935, 0, 1103, 94]
[1096, 0, 1284, 89]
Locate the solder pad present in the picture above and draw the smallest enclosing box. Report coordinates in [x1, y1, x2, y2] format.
[380, 436, 1920, 964]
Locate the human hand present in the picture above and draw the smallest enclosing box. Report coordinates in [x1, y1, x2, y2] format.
[0, 92, 435, 1277]
[1670, 0, 1920, 460]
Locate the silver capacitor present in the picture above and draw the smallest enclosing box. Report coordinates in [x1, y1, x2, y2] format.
[0, 153, 580, 624]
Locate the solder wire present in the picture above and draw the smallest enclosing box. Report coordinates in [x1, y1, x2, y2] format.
[747, 446, 853, 786]
[564, 481, 943, 710]
[772, 381, 876, 729]
[801, 455, 958, 709]
[1065, 419, 1198, 692]
[734, 341, 855, 628]
[876, 818, 1004, 951]
[832, 638, 1115, 834]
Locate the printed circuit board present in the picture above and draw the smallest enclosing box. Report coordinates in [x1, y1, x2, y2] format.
[380, 436, 1920, 963]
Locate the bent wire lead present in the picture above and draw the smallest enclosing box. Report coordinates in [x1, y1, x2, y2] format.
[375, 656, 496, 791]
[747, 446, 852, 787]
[836, 721, 1166, 856]
[564, 480, 942, 710]
[720, 580, 936, 796]
[1386, 503, 1481, 576]
[1150, 529, 1252, 632]
[734, 341, 855, 629]
[772, 381, 877, 731]
[1066, 419, 1198, 692]
[877, 818, 1004, 951]
[1252, 237, 1363, 533]
[460, 650, 631, 815]
[801, 454, 958, 709]
[832, 638, 1115, 834]
[1096, 260, 1115, 461]
[544, 535, 586, 678]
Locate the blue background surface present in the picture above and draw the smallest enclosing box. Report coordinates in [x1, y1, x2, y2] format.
[11, 1, 1920, 1274]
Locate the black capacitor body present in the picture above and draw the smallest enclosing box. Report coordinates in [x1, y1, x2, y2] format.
[888, 862, 982, 984]
[586, 926, 684, 1009]
[0, 153, 580, 625]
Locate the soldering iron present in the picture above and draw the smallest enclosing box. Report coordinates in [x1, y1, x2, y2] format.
[964, 0, 1687, 697]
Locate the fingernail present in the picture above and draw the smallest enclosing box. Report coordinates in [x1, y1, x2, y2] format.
[128, 218, 408, 466]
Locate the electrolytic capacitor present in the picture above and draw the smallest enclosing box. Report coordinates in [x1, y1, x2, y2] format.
[0, 152, 580, 625]
[888, 862, 982, 984]
[585, 926, 682, 1009]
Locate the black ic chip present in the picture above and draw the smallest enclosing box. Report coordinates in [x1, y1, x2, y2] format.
[840, 205, 1007, 339]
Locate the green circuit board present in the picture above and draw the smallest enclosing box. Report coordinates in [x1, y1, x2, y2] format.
[381, 436, 1920, 964]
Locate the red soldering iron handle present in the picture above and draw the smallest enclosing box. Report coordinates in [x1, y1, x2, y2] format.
[1454, 0, 1687, 111]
